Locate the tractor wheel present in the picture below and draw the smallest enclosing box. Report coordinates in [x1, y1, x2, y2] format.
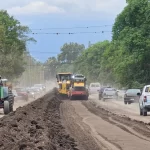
[7, 90, 14, 112]
[4, 101, 10, 115]
[9, 103, 13, 112]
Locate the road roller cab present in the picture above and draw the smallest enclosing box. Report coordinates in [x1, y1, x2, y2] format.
[68, 74, 89, 100]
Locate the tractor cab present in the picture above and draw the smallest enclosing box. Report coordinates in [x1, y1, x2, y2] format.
[0, 78, 14, 114]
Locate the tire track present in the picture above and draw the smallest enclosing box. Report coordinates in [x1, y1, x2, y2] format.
[60, 100, 104, 150]
[82, 101, 150, 141]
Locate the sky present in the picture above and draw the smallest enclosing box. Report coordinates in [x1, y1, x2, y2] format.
[0, 0, 127, 62]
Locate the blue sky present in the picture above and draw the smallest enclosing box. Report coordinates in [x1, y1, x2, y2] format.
[1, 0, 127, 62]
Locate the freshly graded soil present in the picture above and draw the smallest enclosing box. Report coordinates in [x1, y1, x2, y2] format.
[0, 88, 78, 150]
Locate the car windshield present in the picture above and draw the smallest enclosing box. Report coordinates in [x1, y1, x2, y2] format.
[127, 89, 140, 93]
[20, 89, 27, 92]
[15, 88, 26, 92]
[31, 88, 39, 91]
[145, 87, 150, 92]
[34, 84, 43, 87]
[105, 88, 116, 91]
[28, 89, 34, 92]
[90, 84, 100, 87]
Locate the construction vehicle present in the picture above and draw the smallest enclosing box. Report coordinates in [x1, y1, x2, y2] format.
[68, 74, 89, 100]
[56, 72, 72, 98]
[0, 78, 14, 114]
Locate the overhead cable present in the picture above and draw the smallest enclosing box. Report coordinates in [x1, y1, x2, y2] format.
[31, 25, 112, 30]
[29, 31, 112, 35]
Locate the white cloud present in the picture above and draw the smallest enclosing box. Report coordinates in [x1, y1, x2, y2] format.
[1, 0, 127, 18]
[7, 1, 65, 15]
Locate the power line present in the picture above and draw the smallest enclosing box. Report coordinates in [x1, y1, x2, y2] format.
[29, 31, 112, 35]
[31, 25, 112, 30]
[30, 51, 58, 53]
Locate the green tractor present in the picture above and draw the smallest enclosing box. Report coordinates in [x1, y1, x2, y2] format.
[0, 78, 14, 115]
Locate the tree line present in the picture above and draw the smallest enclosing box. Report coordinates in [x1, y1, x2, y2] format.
[46, 0, 150, 89]
[0, 10, 44, 86]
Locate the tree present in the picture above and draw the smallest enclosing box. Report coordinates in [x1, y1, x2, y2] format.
[0, 10, 35, 79]
[44, 57, 58, 80]
[74, 41, 112, 84]
[58, 42, 85, 64]
[111, 0, 150, 88]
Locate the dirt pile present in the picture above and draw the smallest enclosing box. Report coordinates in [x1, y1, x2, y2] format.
[0, 88, 78, 150]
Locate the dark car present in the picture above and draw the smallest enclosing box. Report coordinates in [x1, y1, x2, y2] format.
[98, 86, 109, 100]
[124, 89, 141, 104]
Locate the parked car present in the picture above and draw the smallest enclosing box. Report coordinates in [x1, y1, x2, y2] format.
[137, 85, 150, 116]
[102, 87, 118, 101]
[124, 89, 141, 104]
[14, 88, 29, 101]
[89, 82, 101, 94]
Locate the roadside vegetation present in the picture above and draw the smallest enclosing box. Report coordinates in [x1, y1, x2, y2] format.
[0, 10, 45, 86]
[46, 0, 150, 89]
[1, 0, 150, 89]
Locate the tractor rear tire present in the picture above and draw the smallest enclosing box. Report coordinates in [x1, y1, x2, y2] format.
[9, 103, 13, 112]
[4, 101, 10, 115]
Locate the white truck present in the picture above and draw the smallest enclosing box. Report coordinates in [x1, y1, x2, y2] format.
[138, 85, 150, 116]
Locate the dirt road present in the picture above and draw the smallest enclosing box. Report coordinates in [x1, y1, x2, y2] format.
[1, 89, 150, 149]
[61, 96, 150, 150]
[90, 94, 150, 123]
[0, 89, 78, 150]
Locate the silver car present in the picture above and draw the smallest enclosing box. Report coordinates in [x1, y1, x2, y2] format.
[138, 85, 150, 116]
[102, 88, 118, 101]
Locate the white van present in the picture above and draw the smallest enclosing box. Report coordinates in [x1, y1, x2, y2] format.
[89, 82, 100, 94]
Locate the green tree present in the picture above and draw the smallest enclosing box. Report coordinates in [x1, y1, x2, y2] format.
[58, 42, 85, 64]
[0, 10, 35, 79]
[74, 41, 111, 84]
[112, 0, 150, 88]
[44, 57, 58, 80]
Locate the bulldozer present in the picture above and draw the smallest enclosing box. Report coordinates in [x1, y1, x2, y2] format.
[0, 78, 14, 114]
[56, 72, 72, 98]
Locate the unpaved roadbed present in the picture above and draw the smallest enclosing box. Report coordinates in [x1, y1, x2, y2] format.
[0, 89, 78, 150]
[61, 100, 150, 150]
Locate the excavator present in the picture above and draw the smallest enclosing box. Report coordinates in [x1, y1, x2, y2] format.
[68, 74, 89, 100]
[56, 72, 72, 98]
